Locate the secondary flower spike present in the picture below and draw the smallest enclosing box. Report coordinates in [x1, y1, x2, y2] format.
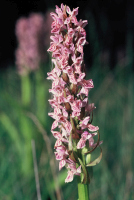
[15, 13, 47, 75]
[47, 4, 102, 183]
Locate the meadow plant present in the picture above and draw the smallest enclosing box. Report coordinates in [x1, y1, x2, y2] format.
[14, 13, 51, 175]
[15, 13, 46, 75]
[47, 4, 102, 199]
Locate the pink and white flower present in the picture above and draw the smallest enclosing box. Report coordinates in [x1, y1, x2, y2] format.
[47, 4, 102, 183]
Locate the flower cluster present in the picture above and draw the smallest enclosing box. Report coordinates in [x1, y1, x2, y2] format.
[15, 13, 47, 75]
[47, 4, 102, 183]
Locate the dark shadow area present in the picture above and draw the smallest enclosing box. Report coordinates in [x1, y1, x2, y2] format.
[0, 0, 134, 70]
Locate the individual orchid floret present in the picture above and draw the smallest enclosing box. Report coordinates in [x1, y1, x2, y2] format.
[77, 131, 97, 149]
[47, 4, 102, 184]
[65, 158, 81, 183]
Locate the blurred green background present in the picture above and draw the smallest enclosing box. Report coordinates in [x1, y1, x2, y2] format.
[0, 0, 134, 199]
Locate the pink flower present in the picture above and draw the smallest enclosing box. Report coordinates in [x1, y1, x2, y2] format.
[55, 146, 68, 160]
[47, 4, 102, 183]
[59, 159, 66, 170]
[88, 124, 99, 132]
[77, 131, 98, 149]
[65, 159, 81, 183]
[79, 116, 90, 129]
[15, 13, 49, 75]
[65, 171, 74, 183]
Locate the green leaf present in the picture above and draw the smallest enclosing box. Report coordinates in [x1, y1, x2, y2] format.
[0, 113, 22, 154]
[86, 146, 102, 167]
[78, 157, 88, 184]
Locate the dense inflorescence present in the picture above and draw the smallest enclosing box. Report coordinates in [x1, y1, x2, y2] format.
[47, 4, 102, 183]
[15, 13, 47, 75]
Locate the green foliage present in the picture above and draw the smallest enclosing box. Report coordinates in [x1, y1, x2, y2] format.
[0, 59, 134, 199]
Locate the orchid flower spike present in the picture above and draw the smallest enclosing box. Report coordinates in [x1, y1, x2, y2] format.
[47, 3, 102, 183]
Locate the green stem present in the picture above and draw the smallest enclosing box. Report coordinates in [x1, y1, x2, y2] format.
[77, 180, 89, 200]
[21, 74, 31, 106]
[35, 69, 45, 123]
[77, 149, 90, 200]
[20, 74, 33, 175]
